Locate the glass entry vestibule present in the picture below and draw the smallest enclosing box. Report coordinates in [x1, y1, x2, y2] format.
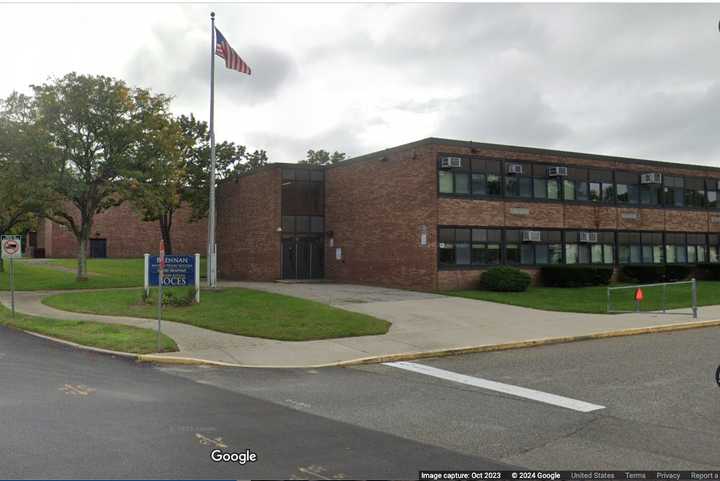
[281, 166, 325, 280]
[282, 236, 324, 280]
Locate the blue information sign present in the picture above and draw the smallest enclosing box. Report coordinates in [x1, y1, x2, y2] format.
[149, 255, 196, 287]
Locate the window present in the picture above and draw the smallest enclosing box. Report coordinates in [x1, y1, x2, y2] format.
[471, 228, 501, 265]
[504, 162, 532, 198]
[505, 229, 562, 265]
[437, 156, 470, 195]
[709, 234, 720, 263]
[563, 167, 589, 201]
[282, 169, 324, 216]
[532, 164, 561, 200]
[615, 172, 640, 204]
[665, 233, 687, 264]
[663, 176, 684, 207]
[589, 170, 614, 203]
[687, 233, 707, 264]
[439, 170, 453, 194]
[618, 232, 663, 264]
[471, 158, 502, 197]
[706, 179, 720, 208]
[438, 157, 502, 196]
[684, 177, 706, 208]
[565, 231, 614, 264]
[282, 215, 323, 234]
[310, 216, 324, 233]
[438, 228, 456, 265]
[440, 228, 468, 266]
[666, 232, 706, 264]
[454, 172, 470, 195]
[640, 181, 662, 206]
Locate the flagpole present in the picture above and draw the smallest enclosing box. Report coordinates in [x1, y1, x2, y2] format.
[208, 11, 217, 288]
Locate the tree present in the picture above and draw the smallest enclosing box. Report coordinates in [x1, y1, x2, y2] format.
[0, 92, 56, 272]
[178, 114, 253, 223]
[124, 110, 185, 255]
[33, 73, 166, 280]
[126, 114, 253, 254]
[298, 149, 346, 166]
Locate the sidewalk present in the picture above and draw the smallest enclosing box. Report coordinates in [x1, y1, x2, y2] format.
[2, 283, 719, 368]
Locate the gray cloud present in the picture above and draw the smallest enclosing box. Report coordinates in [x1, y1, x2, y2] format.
[68, 3, 720, 164]
[247, 123, 367, 164]
[125, 22, 295, 107]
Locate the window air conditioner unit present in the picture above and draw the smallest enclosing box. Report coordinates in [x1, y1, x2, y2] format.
[507, 163, 523, 175]
[440, 157, 463, 169]
[579, 231, 598, 243]
[522, 230, 542, 242]
[640, 173, 662, 184]
[547, 166, 568, 177]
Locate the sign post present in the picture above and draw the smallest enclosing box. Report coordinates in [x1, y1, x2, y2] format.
[1, 236, 22, 318]
[157, 240, 165, 353]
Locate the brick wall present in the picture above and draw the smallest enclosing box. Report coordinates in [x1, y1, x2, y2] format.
[216, 167, 281, 281]
[325, 146, 438, 290]
[42, 202, 207, 258]
[431, 140, 720, 290]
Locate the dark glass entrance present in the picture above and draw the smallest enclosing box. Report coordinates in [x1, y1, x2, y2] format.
[282, 236, 324, 280]
[89, 238, 107, 258]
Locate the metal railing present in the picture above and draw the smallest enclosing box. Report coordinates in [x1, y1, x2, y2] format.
[607, 278, 697, 318]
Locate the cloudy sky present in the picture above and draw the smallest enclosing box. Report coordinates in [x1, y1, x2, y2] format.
[2, 3, 720, 165]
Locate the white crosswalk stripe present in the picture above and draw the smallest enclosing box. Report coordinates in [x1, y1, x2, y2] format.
[385, 361, 605, 413]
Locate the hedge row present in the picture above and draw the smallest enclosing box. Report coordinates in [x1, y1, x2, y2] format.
[619, 265, 692, 283]
[541, 266, 613, 287]
[476, 264, 704, 292]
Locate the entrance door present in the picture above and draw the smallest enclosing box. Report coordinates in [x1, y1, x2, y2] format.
[282, 237, 324, 280]
[89, 238, 107, 258]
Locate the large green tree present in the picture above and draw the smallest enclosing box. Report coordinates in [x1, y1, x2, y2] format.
[298, 149, 346, 166]
[178, 114, 263, 223]
[0, 92, 56, 272]
[33, 73, 169, 280]
[126, 114, 260, 254]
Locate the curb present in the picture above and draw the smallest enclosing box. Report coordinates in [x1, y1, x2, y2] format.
[16, 318, 720, 369]
[19, 329, 140, 360]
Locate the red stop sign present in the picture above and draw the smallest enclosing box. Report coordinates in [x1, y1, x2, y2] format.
[3, 240, 19, 255]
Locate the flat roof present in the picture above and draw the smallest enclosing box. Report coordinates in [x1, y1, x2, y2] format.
[336, 137, 720, 174]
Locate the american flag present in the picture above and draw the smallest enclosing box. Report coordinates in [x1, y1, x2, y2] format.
[215, 28, 251, 75]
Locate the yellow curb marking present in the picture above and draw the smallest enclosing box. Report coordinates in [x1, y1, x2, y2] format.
[59, 384, 95, 396]
[195, 433, 227, 449]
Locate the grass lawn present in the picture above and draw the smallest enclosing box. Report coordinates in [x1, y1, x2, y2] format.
[0, 257, 207, 291]
[446, 280, 720, 314]
[0, 304, 177, 353]
[43, 287, 391, 341]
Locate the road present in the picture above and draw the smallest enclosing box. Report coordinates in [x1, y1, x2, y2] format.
[0, 325, 505, 479]
[163, 327, 720, 470]
[2, 325, 720, 478]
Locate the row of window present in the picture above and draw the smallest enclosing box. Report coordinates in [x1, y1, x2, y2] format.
[437, 156, 720, 209]
[438, 227, 720, 268]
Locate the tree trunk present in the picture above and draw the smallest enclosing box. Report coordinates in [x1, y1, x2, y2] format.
[159, 211, 174, 255]
[77, 235, 88, 281]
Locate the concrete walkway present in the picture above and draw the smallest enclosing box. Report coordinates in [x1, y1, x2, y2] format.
[2, 283, 720, 368]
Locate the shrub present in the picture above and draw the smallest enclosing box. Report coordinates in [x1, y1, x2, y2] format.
[620, 265, 692, 283]
[141, 287, 197, 307]
[695, 263, 720, 280]
[540, 265, 613, 287]
[479, 267, 532, 292]
[664, 265, 692, 282]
